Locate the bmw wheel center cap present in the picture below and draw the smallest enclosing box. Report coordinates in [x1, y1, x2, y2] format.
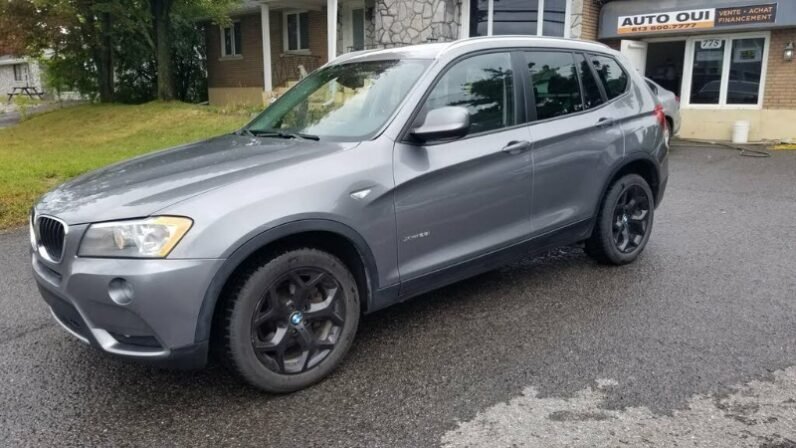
[290, 312, 304, 326]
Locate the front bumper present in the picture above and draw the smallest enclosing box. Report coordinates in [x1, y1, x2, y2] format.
[31, 224, 224, 368]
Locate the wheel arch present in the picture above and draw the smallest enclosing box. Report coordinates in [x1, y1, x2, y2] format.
[195, 219, 378, 344]
[598, 154, 661, 213]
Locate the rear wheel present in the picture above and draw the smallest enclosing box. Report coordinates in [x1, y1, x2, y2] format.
[222, 249, 360, 393]
[585, 174, 654, 265]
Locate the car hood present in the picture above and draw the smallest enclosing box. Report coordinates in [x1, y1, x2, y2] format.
[34, 134, 358, 224]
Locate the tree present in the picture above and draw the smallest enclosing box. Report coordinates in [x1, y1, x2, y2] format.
[149, 0, 239, 100]
[151, 0, 175, 100]
[0, 0, 239, 103]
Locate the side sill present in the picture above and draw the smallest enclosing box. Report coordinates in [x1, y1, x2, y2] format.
[368, 219, 593, 312]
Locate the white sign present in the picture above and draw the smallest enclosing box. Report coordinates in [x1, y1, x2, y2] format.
[618, 8, 716, 35]
[700, 39, 723, 49]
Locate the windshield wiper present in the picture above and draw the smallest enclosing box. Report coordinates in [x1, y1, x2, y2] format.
[246, 129, 320, 141]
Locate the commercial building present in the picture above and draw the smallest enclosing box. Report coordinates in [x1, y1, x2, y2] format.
[206, 0, 796, 141]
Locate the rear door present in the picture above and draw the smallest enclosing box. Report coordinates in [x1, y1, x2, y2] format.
[524, 50, 625, 235]
[393, 51, 533, 282]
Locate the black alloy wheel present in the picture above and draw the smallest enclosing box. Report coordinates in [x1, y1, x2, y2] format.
[222, 248, 360, 393]
[250, 267, 346, 374]
[611, 184, 651, 254]
[585, 173, 655, 265]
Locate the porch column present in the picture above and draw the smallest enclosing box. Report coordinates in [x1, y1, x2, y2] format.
[260, 3, 273, 92]
[327, 0, 338, 60]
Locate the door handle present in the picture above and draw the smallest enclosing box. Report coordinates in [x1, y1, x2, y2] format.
[597, 117, 614, 128]
[501, 140, 531, 155]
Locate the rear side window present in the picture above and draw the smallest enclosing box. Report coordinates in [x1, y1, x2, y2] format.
[525, 51, 583, 120]
[589, 54, 629, 99]
[574, 53, 604, 109]
[424, 52, 514, 135]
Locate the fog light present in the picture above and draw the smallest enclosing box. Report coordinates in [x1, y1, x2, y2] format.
[108, 278, 134, 305]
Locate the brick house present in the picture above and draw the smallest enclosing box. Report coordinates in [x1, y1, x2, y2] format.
[206, 0, 595, 106]
[206, 0, 796, 141]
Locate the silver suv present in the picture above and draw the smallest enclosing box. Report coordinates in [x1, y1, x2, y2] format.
[30, 37, 668, 392]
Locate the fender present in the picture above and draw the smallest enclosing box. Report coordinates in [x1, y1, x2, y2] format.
[594, 151, 662, 217]
[193, 219, 380, 343]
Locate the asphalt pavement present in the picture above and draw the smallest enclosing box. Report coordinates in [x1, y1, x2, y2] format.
[1, 144, 795, 447]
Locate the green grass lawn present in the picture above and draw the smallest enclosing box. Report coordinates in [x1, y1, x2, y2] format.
[0, 101, 250, 230]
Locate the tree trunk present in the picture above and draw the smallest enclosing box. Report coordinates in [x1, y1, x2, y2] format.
[96, 11, 114, 103]
[151, 0, 175, 100]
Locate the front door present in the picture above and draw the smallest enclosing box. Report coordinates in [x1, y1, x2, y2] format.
[393, 52, 533, 283]
[342, 2, 366, 52]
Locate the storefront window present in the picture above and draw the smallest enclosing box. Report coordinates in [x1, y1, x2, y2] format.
[470, 0, 568, 37]
[728, 38, 764, 105]
[470, 0, 489, 37]
[493, 0, 538, 35]
[685, 36, 767, 107]
[542, 0, 567, 37]
[690, 39, 724, 104]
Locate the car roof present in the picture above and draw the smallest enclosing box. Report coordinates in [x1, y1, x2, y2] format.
[330, 36, 614, 65]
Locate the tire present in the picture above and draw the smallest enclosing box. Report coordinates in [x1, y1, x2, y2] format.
[585, 174, 654, 265]
[222, 248, 360, 393]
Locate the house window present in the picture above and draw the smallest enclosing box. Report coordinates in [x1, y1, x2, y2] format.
[221, 22, 242, 57]
[685, 34, 768, 107]
[285, 12, 310, 52]
[352, 8, 365, 51]
[13, 64, 26, 82]
[470, 0, 570, 38]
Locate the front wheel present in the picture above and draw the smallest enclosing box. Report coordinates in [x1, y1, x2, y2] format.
[585, 174, 654, 265]
[222, 248, 360, 393]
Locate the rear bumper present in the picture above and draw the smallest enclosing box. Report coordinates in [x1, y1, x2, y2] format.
[32, 245, 224, 369]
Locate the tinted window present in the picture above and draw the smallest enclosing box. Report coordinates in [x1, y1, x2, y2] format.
[590, 55, 628, 99]
[575, 53, 604, 109]
[425, 52, 514, 134]
[728, 38, 764, 104]
[525, 51, 582, 120]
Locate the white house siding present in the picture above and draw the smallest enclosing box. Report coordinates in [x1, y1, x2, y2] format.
[0, 58, 44, 99]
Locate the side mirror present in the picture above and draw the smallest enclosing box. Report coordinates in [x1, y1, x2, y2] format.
[410, 106, 470, 142]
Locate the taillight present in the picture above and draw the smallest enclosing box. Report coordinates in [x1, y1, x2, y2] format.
[653, 104, 666, 128]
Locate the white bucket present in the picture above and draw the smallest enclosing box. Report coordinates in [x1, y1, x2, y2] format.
[732, 120, 750, 144]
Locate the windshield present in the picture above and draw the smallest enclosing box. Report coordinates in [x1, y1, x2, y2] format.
[246, 59, 430, 140]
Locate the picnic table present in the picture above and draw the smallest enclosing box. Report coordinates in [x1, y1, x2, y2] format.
[6, 86, 45, 103]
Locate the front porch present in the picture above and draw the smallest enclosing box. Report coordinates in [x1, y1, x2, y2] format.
[206, 0, 372, 106]
[206, 0, 460, 107]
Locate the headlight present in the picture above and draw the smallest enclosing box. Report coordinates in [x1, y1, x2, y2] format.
[79, 216, 193, 258]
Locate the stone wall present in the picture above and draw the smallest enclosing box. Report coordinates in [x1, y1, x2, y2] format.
[374, 0, 460, 46]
